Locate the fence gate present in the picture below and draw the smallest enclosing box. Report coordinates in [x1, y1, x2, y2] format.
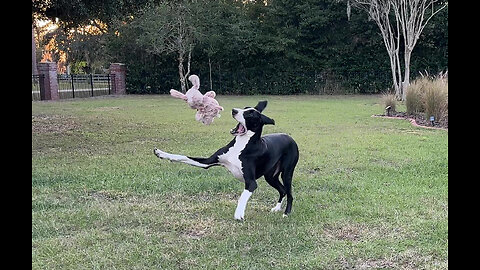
[32, 74, 45, 101]
[32, 74, 115, 101]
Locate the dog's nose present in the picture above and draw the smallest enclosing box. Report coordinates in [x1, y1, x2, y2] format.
[232, 109, 238, 116]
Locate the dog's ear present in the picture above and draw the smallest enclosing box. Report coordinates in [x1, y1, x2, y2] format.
[261, 114, 275, 125]
[254, 100, 268, 113]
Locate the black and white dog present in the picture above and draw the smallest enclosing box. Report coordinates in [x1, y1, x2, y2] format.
[154, 101, 299, 220]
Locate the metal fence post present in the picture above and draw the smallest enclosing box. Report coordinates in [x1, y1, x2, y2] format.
[90, 74, 94, 97]
[107, 74, 111, 95]
[71, 74, 75, 98]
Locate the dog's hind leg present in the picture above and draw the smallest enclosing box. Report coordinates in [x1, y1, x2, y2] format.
[281, 154, 298, 217]
[281, 169, 294, 217]
[265, 166, 286, 212]
[279, 143, 299, 217]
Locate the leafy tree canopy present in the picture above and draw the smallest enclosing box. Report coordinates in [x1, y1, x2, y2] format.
[32, 0, 448, 95]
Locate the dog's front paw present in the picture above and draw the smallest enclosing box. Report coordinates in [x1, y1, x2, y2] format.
[234, 210, 245, 221]
[234, 214, 244, 221]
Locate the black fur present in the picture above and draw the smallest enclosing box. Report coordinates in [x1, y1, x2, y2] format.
[154, 100, 299, 217]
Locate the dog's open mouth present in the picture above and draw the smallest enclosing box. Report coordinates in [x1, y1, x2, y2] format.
[230, 123, 247, 136]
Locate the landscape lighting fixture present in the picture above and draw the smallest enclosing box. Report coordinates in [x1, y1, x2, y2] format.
[385, 106, 392, 116]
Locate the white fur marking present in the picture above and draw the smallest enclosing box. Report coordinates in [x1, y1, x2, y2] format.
[233, 108, 247, 128]
[218, 133, 254, 182]
[234, 189, 252, 220]
[154, 149, 209, 168]
[232, 108, 257, 129]
[271, 202, 283, 212]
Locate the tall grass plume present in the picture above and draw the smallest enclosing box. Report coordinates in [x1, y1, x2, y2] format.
[406, 71, 448, 123]
[381, 92, 397, 115]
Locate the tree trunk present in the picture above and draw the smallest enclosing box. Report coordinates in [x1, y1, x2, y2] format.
[395, 48, 402, 100]
[185, 45, 192, 85]
[402, 48, 412, 101]
[178, 54, 186, 93]
[352, 0, 448, 101]
[208, 57, 213, 91]
[387, 49, 403, 100]
[388, 53, 399, 97]
[32, 25, 38, 75]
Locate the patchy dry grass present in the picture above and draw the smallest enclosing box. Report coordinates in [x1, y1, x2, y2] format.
[32, 114, 80, 133]
[32, 95, 448, 269]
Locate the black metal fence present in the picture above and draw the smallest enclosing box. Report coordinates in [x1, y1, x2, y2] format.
[57, 74, 113, 99]
[32, 74, 114, 101]
[32, 74, 44, 101]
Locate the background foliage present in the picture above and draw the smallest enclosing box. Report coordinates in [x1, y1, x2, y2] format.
[33, 0, 448, 95]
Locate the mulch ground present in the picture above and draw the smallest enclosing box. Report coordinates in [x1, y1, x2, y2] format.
[372, 111, 448, 131]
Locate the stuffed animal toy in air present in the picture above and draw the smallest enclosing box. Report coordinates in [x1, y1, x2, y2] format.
[170, 75, 223, 125]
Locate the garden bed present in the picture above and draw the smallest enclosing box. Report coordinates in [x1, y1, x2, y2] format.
[373, 111, 448, 130]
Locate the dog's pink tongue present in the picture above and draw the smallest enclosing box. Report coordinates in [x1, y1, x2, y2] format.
[238, 124, 245, 133]
[230, 123, 245, 135]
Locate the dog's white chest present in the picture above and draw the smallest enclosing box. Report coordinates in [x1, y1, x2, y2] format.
[220, 158, 244, 182]
[218, 135, 251, 182]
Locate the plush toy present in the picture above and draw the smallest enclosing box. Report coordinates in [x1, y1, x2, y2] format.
[170, 75, 224, 125]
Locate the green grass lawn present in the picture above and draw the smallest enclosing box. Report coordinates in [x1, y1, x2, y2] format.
[32, 95, 448, 269]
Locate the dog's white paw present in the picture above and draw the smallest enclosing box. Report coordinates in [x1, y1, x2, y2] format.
[234, 209, 245, 221]
[270, 202, 283, 212]
[282, 214, 288, 218]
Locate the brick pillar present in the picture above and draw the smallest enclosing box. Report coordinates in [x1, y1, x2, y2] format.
[109, 63, 126, 95]
[37, 62, 59, 101]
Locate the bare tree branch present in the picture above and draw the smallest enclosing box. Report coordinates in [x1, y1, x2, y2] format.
[352, 0, 447, 100]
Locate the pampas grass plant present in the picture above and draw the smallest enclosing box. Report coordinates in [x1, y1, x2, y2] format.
[406, 77, 428, 114]
[381, 92, 397, 115]
[405, 71, 448, 123]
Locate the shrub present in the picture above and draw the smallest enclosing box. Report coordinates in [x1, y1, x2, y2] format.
[424, 77, 448, 122]
[406, 77, 428, 114]
[381, 92, 397, 114]
[405, 72, 448, 122]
